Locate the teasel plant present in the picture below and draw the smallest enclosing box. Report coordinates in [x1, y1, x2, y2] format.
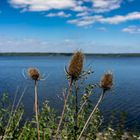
[77, 71, 113, 140]
[55, 51, 84, 139]
[22, 67, 47, 140]
[28, 68, 41, 140]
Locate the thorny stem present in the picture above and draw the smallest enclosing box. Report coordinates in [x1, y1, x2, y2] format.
[74, 82, 78, 140]
[35, 80, 40, 140]
[55, 79, 73, 139]
[77, 89, 106, 140]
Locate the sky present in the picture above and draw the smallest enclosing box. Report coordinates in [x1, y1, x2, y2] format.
[0, 0, 140, 53]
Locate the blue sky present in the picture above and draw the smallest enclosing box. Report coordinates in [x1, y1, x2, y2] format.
[0, 0, 140, 53]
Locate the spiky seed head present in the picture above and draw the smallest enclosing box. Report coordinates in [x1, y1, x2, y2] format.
[100, 71, 113, 91]
[28, 68, 40, 81]
[68, 51, 84, 80]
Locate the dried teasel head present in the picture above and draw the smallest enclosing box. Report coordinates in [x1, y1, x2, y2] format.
[100, 71, 113, 91]
[28, 68, 40, 81]
[68, 51, 84, 80]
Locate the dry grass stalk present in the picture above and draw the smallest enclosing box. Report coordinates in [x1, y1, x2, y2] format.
[55, 80, 73, 138]
[3, 87, 27, 140]
[34, 80, 40, 140]
[78, 90, 105, 140]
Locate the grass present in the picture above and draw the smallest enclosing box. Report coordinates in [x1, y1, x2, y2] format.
[0, 51, 139, 140]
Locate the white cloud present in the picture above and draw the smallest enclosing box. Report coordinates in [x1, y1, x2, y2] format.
[1, 36, 140, 53]
[10, 0, 76, 11]
[71, 5, 88, 12]
[0, 37, 95, 53]
[100, 12, 140, 24]
[68, 15, 102, 26]
[9, 0, 124, 13]
[76, 12, 89, 17]
[68, 12, 140, 26]
[0, 37, 48, 52]
[92, 0, 122, 13]
[9, 0, 138, 28]
[46, 11, 71, 18]
[122, 25, 140, 34]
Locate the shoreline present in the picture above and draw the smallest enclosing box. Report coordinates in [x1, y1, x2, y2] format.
[1, 52, 140, 57]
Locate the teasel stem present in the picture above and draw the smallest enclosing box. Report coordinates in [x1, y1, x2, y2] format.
[55, 78, 73, 138]
[34, 80, 40, 140]
[77, 89, 106, 140]
[74, 81, 78, 140]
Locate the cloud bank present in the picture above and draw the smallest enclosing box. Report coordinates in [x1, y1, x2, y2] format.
[10, 0, 76, 11]
[10, 0, 123, 13]
[9, 0, 140, 28]
[0, 36, 140, 53]
[68, 12, 140, 26]
[122, 25, 140, 34]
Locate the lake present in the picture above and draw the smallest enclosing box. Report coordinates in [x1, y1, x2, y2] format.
[0, 55, 140, 131]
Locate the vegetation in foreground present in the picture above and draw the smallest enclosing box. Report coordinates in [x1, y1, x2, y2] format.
[0, 51, 140, 140]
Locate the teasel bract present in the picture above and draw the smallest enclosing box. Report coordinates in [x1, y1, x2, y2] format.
[28, 68, 40, 140]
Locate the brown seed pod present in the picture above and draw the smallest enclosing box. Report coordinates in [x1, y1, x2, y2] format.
[68, 51, 84, 80]
[100, 71, 113, 91]
[28, 68, 40, 81]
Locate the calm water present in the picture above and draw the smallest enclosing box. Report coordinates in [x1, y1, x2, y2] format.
[0, 55, 140, 130]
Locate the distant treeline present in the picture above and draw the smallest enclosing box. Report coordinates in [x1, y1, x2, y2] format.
[0, 52, 140, 57]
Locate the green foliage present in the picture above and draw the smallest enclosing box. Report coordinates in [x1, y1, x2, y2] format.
[0, 93, 24, 139]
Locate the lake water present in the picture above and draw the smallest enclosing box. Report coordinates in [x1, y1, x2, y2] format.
[0, 55, 140, 131]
